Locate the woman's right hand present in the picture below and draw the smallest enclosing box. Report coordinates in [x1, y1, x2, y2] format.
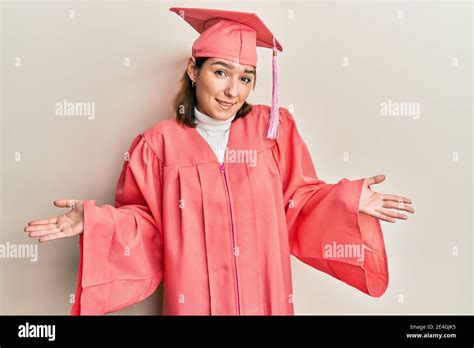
[24, 199, 85, 243]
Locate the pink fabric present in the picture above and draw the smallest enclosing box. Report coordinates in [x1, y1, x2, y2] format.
[169, 7, 284, 67]
[70, 105, 388, 315]
[192, 19, 258, 66]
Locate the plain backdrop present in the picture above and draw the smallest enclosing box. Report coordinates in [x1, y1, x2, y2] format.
[1, 0, 472, 315]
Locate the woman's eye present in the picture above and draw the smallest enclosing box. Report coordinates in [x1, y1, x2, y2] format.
[241, 77, 252, 84]
[215, 70, 226, 77]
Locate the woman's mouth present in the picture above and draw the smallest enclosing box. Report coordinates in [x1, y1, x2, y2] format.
[216, 99, 236, 110]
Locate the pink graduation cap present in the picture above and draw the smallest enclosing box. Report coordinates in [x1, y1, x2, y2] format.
[169, 7, 283, 139]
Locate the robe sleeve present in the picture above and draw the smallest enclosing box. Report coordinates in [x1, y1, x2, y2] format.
[70, 134, 164, 315]
[273, 107, 389, 297]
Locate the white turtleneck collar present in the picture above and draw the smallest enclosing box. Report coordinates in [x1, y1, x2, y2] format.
[194, 106, 237, 136]
[193, 106, 237, 163]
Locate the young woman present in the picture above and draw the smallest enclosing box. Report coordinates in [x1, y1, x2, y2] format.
[23, 7, 415, 315]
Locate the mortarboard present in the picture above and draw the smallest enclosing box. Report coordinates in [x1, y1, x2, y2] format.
[169, 7, 283, 139]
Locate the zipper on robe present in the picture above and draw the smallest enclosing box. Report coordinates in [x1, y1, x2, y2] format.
[219, 162, 241, 315]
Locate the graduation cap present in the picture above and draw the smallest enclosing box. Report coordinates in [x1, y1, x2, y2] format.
[169, 7, 283, 139]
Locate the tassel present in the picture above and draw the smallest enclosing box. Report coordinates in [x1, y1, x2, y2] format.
[266, 37, 280, 140]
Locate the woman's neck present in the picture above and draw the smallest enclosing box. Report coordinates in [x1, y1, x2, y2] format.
[194, 106, 237, 135]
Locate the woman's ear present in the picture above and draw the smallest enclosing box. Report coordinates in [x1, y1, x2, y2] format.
[186, 57, 198, 82]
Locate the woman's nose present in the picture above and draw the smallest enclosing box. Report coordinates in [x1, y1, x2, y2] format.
[224, 79, 238, 98]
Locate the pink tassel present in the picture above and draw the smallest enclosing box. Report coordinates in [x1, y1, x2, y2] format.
[266, 37, 280, 139]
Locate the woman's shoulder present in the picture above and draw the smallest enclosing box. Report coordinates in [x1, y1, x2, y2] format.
[243, 104, 296, 138]
[247, 104, 295, 122]
[141, 104, 294, 136]
[136, 104, 296, 161]
[143, 117, 180, 136]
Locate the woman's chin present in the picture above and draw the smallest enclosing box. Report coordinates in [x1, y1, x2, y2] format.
[211, 108, 234, 120]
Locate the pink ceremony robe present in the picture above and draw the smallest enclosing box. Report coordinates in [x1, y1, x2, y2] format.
[70, 104, 389, 315]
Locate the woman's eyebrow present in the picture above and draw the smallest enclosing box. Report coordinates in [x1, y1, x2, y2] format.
[211, 61, 256, 75]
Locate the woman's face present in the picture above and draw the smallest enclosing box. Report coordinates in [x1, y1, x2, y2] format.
[187, 57, 256, 121]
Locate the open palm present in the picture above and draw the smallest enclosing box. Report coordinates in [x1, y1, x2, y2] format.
[24, 199, 84, 243]
[358, 175, 415, 223]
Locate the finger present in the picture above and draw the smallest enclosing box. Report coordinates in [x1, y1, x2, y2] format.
[27, 217, 58, 226]
[383, 194, 412, 204]
[54, 199, 77, 209]
[373, 210, 396, 223]
[365, 174, 385, 187]
[382, 200, 415, 214]
[376, 208, 407, 220]
[25, 223, 57, 232]
[29, 227, 61, 238]
[39, 231, 68, 243]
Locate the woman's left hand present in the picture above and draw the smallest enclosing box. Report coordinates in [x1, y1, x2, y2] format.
[358, 174, 415, 223]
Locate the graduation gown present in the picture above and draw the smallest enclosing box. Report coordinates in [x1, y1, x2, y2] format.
[70, 104, 389, 315]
